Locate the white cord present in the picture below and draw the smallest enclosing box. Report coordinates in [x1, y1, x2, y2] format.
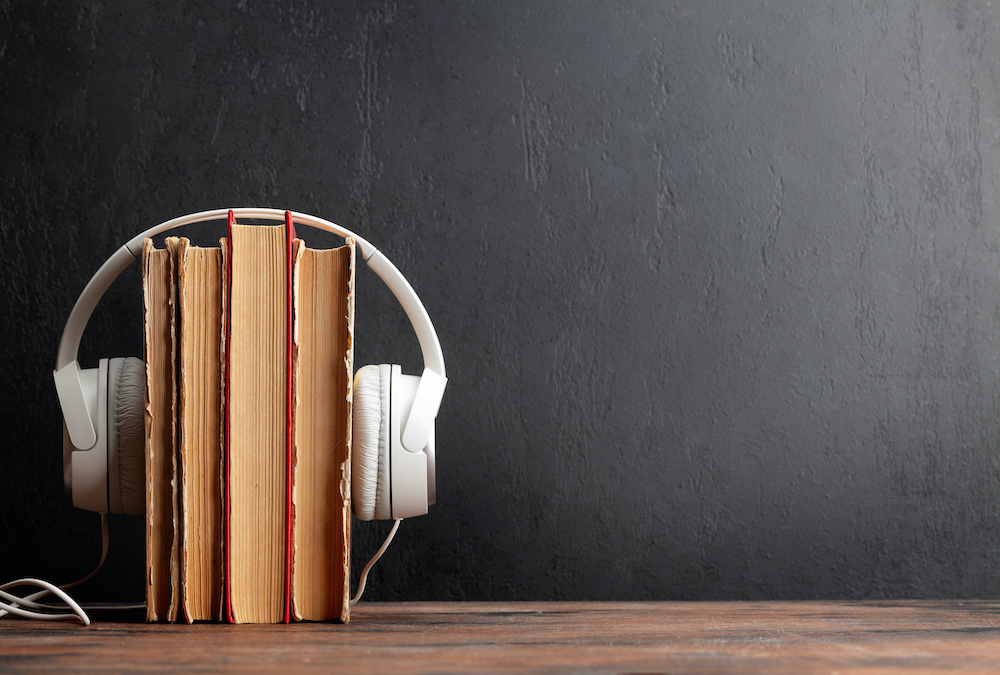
[351, 518, 401, 606]
[0, 514, 114, 625]
[3, 513, 401, 621]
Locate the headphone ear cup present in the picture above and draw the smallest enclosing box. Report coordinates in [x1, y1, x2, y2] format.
[352, 364, 392, 521]
[106, 357, 146, 515]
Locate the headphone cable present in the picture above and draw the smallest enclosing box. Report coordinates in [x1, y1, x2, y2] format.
[351, 518, 401, 606]
[0, 514, 114, 625]
[2, 513, 402, 623]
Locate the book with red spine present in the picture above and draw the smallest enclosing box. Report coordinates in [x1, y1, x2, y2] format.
[223, 211, 295, 624]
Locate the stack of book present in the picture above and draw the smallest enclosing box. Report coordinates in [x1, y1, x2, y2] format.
[141, 213, 355, 623]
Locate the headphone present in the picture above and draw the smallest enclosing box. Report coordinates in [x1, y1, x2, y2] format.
[53, 208, 447, 523]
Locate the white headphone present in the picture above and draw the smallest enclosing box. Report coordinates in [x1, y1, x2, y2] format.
[53, 208, 447, 523]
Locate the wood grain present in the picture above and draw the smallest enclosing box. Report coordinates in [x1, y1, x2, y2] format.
[2, 601, 1000, 673]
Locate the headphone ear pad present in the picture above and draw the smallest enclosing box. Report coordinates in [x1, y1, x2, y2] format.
[107, 357, 146, 515]
[352, 364, 392, 521]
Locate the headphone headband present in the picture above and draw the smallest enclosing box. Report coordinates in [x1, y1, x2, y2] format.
[54, 208, 446, 452]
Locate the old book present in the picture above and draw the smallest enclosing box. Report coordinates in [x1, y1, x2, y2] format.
[290, 238, 355, 622]
[224, 218, 293, 624]
[141, 237, 181, 622]
[176, 239, 225, 622]
[163, 237, 183, 623]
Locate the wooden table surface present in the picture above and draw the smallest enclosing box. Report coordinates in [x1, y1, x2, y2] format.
[2, 601, 1000, 674]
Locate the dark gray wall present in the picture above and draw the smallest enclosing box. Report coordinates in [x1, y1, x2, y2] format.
[3, 1, 1000, 602]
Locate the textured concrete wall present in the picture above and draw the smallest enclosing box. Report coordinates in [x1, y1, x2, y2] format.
[3, 1, 1000, 602]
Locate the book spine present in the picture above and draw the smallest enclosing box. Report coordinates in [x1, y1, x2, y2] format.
[175, 237, 191, 623]
[166, 237, 182, 624]
[223, 210, 234, 624]
[284, 211, 295, 624]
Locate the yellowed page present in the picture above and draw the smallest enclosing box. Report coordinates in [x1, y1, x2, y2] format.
[178, 244, 224, 622]
[228, 224, 287, 623]
[142, 239, 173, 622]
[290, 241, 354, 621]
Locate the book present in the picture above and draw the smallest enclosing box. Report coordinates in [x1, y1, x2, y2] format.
[290, 238, 355, 622]
[176, 239, 225, 622]
[141, 237, 181, 622]
[142, 213, 354, 623]
[224, 218, 294, 624]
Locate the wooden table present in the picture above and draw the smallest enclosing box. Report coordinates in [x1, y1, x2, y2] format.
[2, 601, 999, 673]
